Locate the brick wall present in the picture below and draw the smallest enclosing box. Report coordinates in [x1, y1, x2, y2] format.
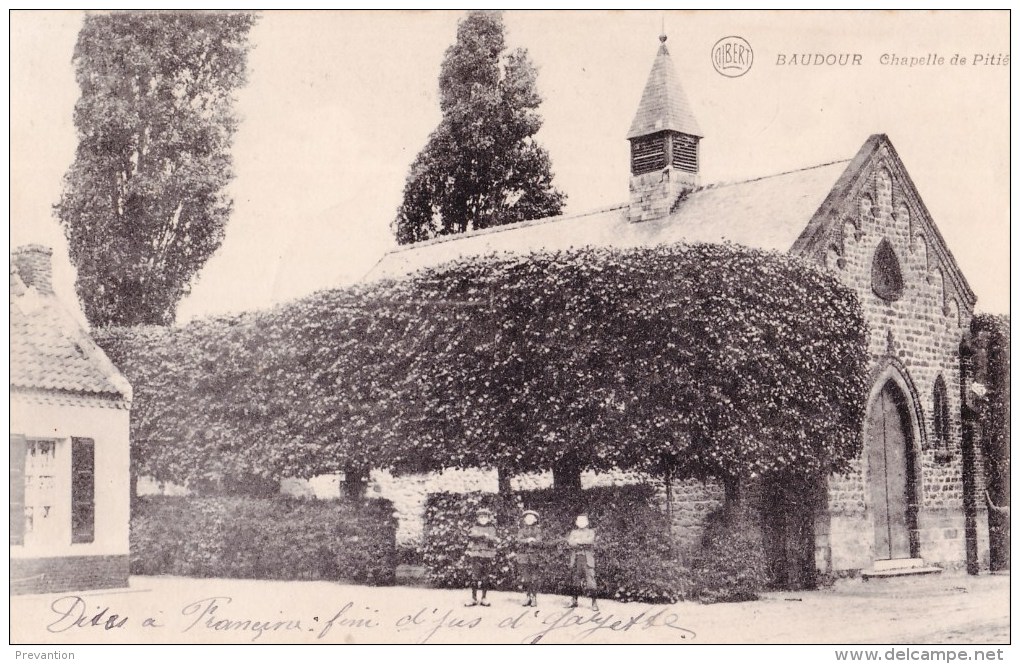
[11, 554, 129, 595]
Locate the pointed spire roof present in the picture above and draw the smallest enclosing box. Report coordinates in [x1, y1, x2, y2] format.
[627, 35, 702, 139]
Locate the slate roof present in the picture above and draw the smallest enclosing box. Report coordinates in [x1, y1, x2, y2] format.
[10, 263, 130, 400]
[366, 159, 851, 282]
[627, 38, 702, 139]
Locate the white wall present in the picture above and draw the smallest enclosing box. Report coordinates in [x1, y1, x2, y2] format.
[10, 393, 130, 559]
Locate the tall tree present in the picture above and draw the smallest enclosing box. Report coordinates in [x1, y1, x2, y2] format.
[393, 11, 565, 245]
[56, 11, 258, 326]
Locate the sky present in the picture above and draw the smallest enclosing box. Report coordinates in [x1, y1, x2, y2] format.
[9, 10, 1011, 323]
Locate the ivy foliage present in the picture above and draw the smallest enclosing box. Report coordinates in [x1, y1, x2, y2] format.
[972, 313, 1010, 484]
[96, 242, 869, 490]
[972, 314, 1010, 570]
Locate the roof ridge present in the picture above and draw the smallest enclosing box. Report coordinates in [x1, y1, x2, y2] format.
[384, 203, 629, 255]
[696, 159, 853, 191]
[376, 160, 852, 264]
[381, 159, 849, 246]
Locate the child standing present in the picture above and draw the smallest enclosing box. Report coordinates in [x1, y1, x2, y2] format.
[516, 510, 543, 607]
[566, 514, 598, 611]
[464, 507, 497, 607]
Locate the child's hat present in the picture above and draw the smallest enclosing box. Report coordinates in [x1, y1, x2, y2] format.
[522, 510, 540, 520]
[476, 507, 494, 517]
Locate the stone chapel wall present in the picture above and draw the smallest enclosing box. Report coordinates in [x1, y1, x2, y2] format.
[820, 154, 986, 572]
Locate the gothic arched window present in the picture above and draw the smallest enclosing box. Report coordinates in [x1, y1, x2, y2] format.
[932, 375, 951, 460]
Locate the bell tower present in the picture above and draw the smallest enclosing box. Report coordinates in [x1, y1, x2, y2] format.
[627, 34, 703, 223]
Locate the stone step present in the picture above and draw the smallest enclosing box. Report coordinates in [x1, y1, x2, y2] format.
[861, 566, 943, 581]
[872, 557, 927, 572]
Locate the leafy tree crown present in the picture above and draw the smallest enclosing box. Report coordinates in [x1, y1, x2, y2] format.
[57, 11, 258, 326]
[96, 242, 868, 490]
[392, 11, 565, 245]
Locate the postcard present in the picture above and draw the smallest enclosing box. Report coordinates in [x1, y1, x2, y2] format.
[9, 9, 1009, 655]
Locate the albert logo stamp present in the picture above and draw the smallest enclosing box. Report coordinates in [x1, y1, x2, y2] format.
[712, 35, 754, 77]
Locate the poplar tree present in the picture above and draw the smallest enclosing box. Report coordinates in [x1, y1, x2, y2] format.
[57, 11, 258, 326]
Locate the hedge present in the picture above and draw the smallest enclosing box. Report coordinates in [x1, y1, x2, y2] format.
[422, 486, 687, 603]
[392, 244, 868, 485]
[689, 504, 767, 603]
[131, 496, 397, 585]
[95, 243, 869, 494]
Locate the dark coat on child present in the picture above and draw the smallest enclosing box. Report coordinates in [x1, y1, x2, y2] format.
[516, 523, 543, 590]
[567, 526, 596, 592]
[465, 523, 498, 585]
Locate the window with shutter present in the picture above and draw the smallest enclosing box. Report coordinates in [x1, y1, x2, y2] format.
[10, 434, 26, 545]
[72, 437, 95, 544]
[24, 440, 58, 544]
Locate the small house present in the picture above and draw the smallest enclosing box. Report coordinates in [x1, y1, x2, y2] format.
[10, 245, 133, 594]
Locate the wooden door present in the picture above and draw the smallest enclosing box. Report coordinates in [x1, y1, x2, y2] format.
[867, 382, 913, 560]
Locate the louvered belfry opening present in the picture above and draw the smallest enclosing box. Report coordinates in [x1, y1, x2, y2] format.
[627, 34, 703, 222]
[631, 133, 667, 174]
[630, 130, 699, 176]
[672, 132, 699, 173]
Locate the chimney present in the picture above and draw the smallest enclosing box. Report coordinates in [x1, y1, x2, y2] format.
[12, 244, 54, 295]
[627, 34, 703, 223]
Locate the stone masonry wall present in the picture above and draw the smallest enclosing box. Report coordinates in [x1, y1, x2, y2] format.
[819, 151, 986, 572]
[629, 167, 698, 222]
[365, 466, 723, 551]
[659, 478, 726, 552]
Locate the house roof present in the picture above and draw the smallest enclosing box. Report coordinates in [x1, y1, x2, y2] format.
[10, 254, 131, 401]
[366, 159, 851, 282]
[627, 37, 702, 139]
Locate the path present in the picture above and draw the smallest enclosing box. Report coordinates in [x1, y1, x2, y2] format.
[11, 570, 1009, 645]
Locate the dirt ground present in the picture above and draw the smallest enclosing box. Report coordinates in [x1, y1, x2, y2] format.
[10, 570, 1009, 645]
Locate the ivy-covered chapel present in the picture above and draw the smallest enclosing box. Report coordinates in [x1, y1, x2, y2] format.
[365, 34, 990, 582]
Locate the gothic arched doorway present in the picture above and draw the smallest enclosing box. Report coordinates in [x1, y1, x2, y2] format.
[867, 379, 920, 560]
